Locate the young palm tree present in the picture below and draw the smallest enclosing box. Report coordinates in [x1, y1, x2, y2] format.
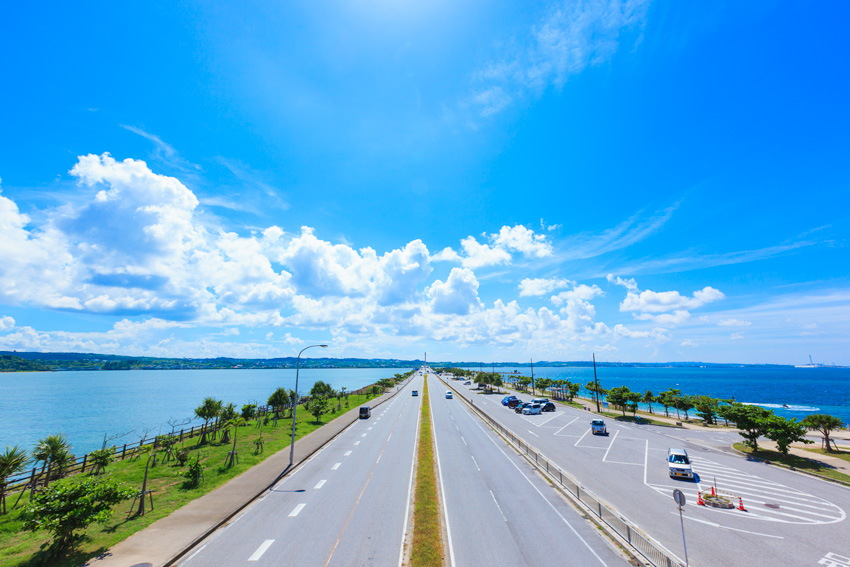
[194, 397, 221, 445]
[0, 446, 29, 514]
[33, 434, 72, 486]
[224, 417, 247, 467]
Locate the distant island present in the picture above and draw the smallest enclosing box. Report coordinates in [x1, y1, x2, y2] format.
[0, 350, 810, 372]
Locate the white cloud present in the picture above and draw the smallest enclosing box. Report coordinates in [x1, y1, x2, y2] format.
[730, 332, 744, 340]
[718, 318, 752, 327]
[427, 268, 484, 316]
[635, 310, 691, 325]
[458, 236, 512, 269]
[471, 0, 650, 116]
[492, 225, 552, 258]
[613, 280, 724, 314]
[518, 277, 572, 296]
[680, 339, 697, 347]
[432, 247, 462, 263]
[613, 324, 671, 342]
[0, 315, 14, 330]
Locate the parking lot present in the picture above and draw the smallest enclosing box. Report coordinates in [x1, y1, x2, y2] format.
[448, 379, 850, 567]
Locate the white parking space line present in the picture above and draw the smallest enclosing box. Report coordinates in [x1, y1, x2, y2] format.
[574, 428, 591, 447]
[344, 450, 352, 456]
[248, 540, 275, 561]
[602, 430, 620, 462]
[527, 429, 539, 437]
[314, 479, 327, 489]
[288, 504, 306, 517]
[677, 513, 783, 539]
[554, 416, 580, 436]
[332, 462, 341, 470]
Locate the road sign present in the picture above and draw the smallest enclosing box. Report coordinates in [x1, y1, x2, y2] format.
[673, 489, 686, 507]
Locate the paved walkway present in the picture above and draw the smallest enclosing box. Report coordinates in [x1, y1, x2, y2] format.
[83, 382, 409, 567]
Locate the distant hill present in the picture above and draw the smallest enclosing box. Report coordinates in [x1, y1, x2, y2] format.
[0, 354, 50, 372]
[0, 351, 795, 371]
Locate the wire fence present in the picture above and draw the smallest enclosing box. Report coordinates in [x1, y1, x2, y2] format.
[441, 375, 686, 567]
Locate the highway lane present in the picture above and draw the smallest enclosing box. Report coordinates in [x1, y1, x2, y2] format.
[447, 377, 850, 567]
[427, 374, 630, 567]
[179, 372, 423, 567]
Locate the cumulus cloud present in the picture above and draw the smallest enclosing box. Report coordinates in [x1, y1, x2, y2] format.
[518, 277, 572, 296]
[427, 268, 484, 315]
[438, 225, 553, 269]
[609, 274, 724, 323]
[0, 315, 14, 330]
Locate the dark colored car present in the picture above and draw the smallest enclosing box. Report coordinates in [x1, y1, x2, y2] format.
[515, 402, 532, 413]
[359, 406, 371, 419]
[507, 399, 522, 409]
[501, 395, 519, 406]
[541, 402, 556, 412]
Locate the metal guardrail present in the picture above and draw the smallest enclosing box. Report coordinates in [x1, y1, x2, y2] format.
[439, 375, 686, 567]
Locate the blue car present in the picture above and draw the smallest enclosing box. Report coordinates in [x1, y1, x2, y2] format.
[502, 395, 519, 406]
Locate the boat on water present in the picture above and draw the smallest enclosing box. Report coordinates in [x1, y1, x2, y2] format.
[796, 355, 822, 368]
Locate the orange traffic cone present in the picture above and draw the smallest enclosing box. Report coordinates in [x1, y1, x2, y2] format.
[711, 486, 715, 497]
[738, 497, 746, 511]
[697, 491, 704, 506]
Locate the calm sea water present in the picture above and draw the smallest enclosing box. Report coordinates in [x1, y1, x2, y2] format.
[3, 366, 848, 459]
[0, 368, 410, 457]
[484, 366, 850, 425]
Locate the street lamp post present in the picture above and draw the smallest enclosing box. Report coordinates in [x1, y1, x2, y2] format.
[289, 344, 328, 468]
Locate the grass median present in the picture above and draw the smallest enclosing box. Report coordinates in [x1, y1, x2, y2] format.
[411, 377, 442, 567]
[0, 392, 380, 567]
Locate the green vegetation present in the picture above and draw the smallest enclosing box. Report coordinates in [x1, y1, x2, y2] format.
[0, 355, 49, 373]
[801, 414, 846, 452]
[733, 443, 850, 484]
[411, 379, 442, 567]
[0, 389, 384, 567]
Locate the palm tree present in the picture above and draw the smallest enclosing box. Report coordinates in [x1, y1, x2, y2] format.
[224, 417, 247, 467]
[194, 397, 221, 445]
[33, 434, 72, 486]
[0, 446, 28, 514]
[643, 390, 655, 414]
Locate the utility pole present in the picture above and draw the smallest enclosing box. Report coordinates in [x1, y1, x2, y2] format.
[531, 358, 535, 396]
[593, 353, 600, 412]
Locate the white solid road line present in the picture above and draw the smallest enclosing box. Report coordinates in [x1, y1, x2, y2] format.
[602, 430, 620, 462]
[288, 504, 306, 517]
[469, 411, 609, 566]
[399, 381, 423, 567]
[676, 512, 784, 538]
[430, 378, 457, 567]
[332, 462, 341, 470]
[179, 544, 207, 566]
[527, 429, 539, 437]
[248, 539, 275, 561]
[314, 479, 327, 489]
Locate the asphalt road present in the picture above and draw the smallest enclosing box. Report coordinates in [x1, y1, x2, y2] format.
[448, 378, 850, 567]
[426, 373, 630, 567]
[177, 368, 631, 567]
[179, 372, 423, 567]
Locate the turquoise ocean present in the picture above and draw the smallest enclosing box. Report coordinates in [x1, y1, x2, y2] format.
[1, 368, 409, 458]
[1, 366, 848, 458]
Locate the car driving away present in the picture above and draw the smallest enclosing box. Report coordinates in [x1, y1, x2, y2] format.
[667, 448, 694, 480]
[445, 390, 453, 399]
[591, 419, 607, 435]
[412, 390, 418, 396]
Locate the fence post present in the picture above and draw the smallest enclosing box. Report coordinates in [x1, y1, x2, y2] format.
[122, 444, 127, 459]
[598, 502, 602, 517]
[81, 453, 87, 473]
[626, 525, 631, 543]
[180, 428, 184, 442]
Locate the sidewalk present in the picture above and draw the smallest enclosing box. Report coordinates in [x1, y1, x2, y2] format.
[83, 382, 408, 567]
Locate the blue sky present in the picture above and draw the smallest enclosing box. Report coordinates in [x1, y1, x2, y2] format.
[1, 1, 848, 364]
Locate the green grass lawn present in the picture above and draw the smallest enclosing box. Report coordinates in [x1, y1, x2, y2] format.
[733, 443, 850, 484]
[411, 378, 441, 567]
[593, 410, 682, 427]
[0, 392, 380, 567]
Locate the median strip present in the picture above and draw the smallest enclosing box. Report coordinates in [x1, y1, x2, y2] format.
[411, 377, 443, 566]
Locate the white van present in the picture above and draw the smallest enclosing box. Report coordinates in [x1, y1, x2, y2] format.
[531, 398, 549, 405]
[667, 448, 694, 480]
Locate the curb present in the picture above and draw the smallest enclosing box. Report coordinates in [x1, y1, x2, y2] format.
[437, 376, 667, 567]
[728, 444, 850, 488]
[165, 376, 414, 567]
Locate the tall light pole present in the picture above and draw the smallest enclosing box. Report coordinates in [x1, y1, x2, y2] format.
[289, 344, 328, 468]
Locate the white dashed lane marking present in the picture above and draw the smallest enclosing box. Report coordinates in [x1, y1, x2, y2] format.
[314, 480, 326, 489]
[248, 540, 275, 561]
[332, 463, 341, 470]
[288, 504, 306, 517]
